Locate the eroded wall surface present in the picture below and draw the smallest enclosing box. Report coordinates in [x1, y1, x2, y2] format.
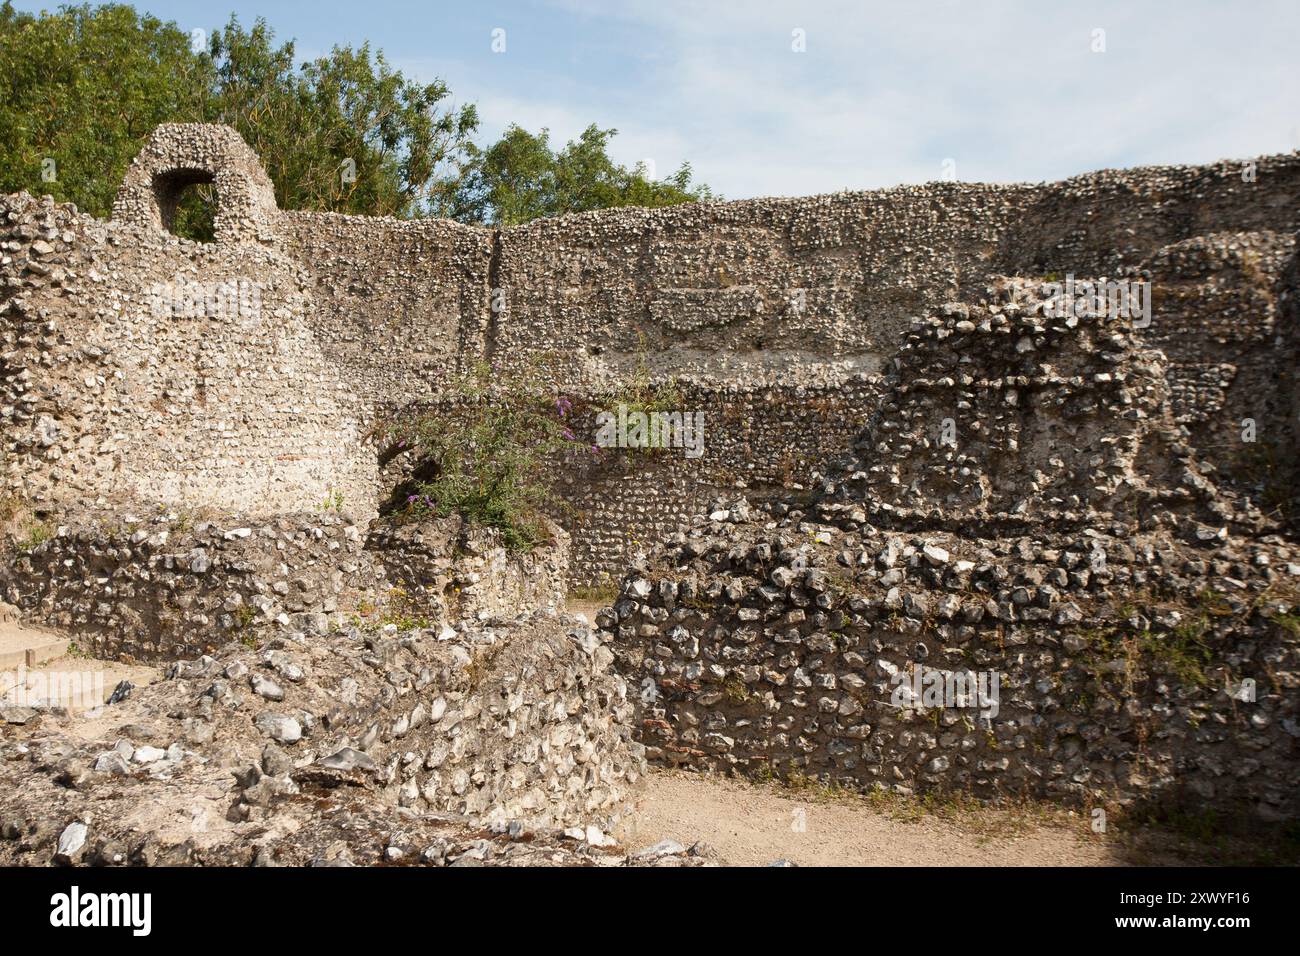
[4, 125, 1299, 582]
[2, 126, 377, 521]
[606, 294, 1300, 819]
[283, 149, 1300, 579]
[3, 125, 1299, 832]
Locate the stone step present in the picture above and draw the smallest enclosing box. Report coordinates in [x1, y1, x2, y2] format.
[0, 628, 70, 670]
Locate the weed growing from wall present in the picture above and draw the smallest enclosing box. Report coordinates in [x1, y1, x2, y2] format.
[611, 332, 683, 422]
[379, 355, 585, 550]
[0, 496, 53, 554]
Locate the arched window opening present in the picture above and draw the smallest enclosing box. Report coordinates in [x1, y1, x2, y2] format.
[152, 169, 217, 242]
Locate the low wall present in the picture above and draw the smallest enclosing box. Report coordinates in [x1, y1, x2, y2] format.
[0, 506, 575, 661]
[0, 508, 381, 660]
[0, 607, 645, 866]
[367, 515, 570, 620]
[607, 511, 1300, 820]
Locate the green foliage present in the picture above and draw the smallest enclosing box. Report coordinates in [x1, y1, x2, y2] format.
[588, 331, 687, 457]
[380, 357, 586, 550]
[0, 2, 209, 219]
[1075, 596, 1221, 691]
[722, 677, 750, 704]
[449, 123, 715, 226]
[16, 519, 52, 552]
[205, 16, 479, 220]
[0, 3, 477, 236]
[232, 603, 257, 648]
[378, 586, 431, 631]
[612, 332, 683, 416]
[1157, 620, 1214, 688]
[0, 4, 713, 233]
[1271, 611, 1300, 636]
[568, 581, 619, 604]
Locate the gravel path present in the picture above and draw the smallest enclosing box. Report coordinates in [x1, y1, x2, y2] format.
[626, 769, 1124, 867]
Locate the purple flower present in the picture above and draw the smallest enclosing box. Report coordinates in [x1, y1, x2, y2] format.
[561, 428, 576, 441]
[407, 495, 418, 504]
[556, 396, 573, 417]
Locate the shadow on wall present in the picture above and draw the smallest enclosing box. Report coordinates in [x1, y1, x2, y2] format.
[1280, 243, 1300, 520]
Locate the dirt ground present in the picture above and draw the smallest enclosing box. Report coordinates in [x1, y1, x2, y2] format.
[565, 599, 609, 623]
[0, 650, 160, 713]
[569, 598, 1131, 866]
[623, 769, 1129, 866]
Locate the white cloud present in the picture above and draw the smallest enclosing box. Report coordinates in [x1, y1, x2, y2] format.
[402, 0, 1300, 199]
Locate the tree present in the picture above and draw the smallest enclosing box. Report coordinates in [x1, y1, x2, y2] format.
[449, 124, 715, 226]
[0, 2, 209, 218]
[0, 4, 477, 235]
[205, 17, 479, 219]
[0, 3, 709, 233]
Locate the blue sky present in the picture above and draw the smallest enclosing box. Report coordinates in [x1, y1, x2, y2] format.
[17, 0, 1300, 198]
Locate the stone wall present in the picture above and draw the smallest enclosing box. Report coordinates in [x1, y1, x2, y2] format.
[3, 124, 1300, 838]
[608, 511, 1300, 820]
[366, 514, 570, 622]
[0, 501, 641, 850]
[112, 123, 280, 245]
[0, 508, 379, 661]
[277, 139, 1300, 581]
[1, 190, 377, 522]
[277, 210, 493, 402]
[603, 293, 1300, 819]
[0, 607, 646, 864]
[5, 123, 1300, 585]
[0, 506, 575, 663]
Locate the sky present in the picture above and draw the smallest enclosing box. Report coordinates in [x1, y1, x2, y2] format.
[16, 0, 1300, 199]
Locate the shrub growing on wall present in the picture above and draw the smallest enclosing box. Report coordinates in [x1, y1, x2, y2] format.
[379, 357, 587, 550]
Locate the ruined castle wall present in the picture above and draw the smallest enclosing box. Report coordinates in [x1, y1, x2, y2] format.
[608, 526, 1300, 820]
[248, 140, 1300, 584]
[270, 153, 1300, 404]
[602, 289, 1300, 821]
[0, 509, 381, 661]
[550, 377, 879, 580]
[277, 211, 494, 406]
[1136, 230, 1299, 488]
[0, 507, 579, 662]
[995, 160, 1300, 485]
[992, 156, 1300, 274]
[477, 155, 1300, 579]
[0, 197, 378, 520]
[0, 604, 647, 857]
[2, 127, 380, 522]
[8, 125, 1300, 589]
[366, 515, 571, 621]
[490, 156, 1300, 383]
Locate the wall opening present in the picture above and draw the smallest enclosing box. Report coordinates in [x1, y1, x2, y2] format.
[152, 169, 217, 243]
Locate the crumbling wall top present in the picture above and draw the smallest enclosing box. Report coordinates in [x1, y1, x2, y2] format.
[111, 123, 279, 243]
